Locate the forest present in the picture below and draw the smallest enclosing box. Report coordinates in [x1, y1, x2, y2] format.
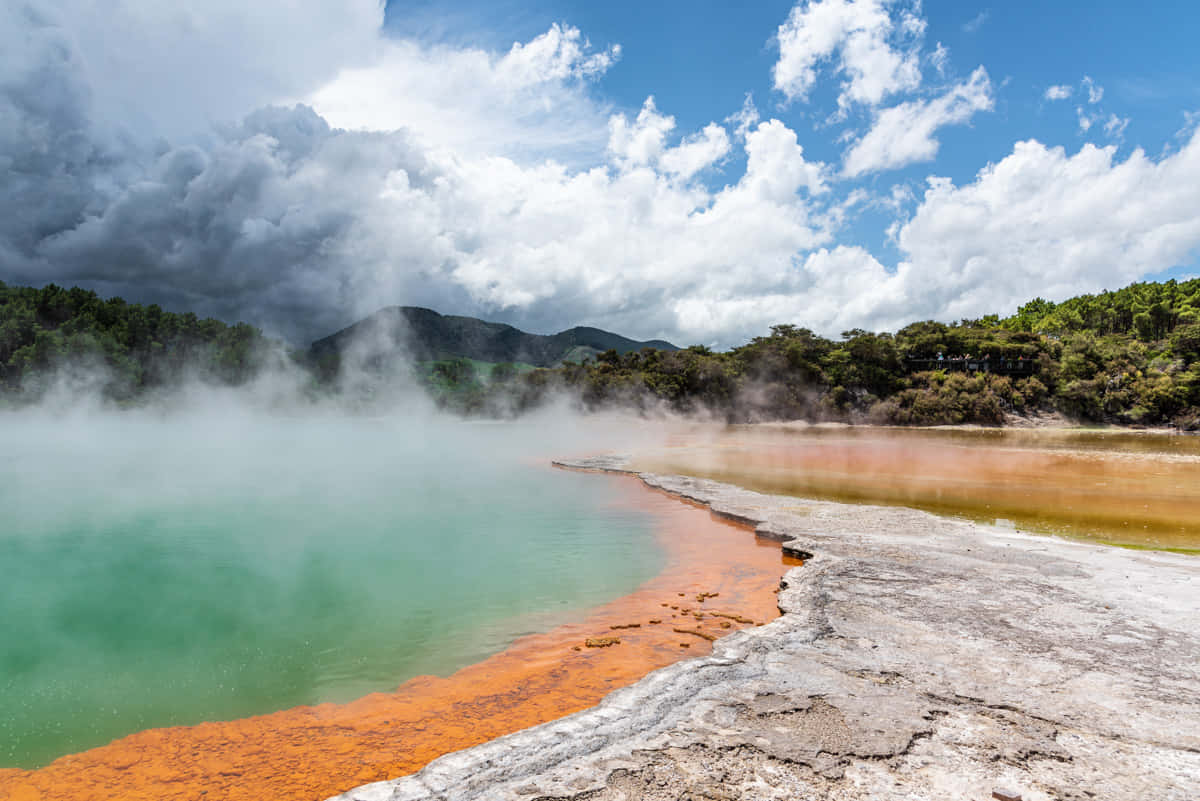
[0, 282, 273, 401]
[459, 278, 1200, 429]
[2, 278, 1199, 428]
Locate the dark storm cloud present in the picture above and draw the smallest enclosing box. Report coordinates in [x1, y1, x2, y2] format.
[0, 0, 665, 345]
[0, 0, 828, 349]
[0, 12, 128, 258]
[0, 20, 447, 343]
[0, 1, 458, 343]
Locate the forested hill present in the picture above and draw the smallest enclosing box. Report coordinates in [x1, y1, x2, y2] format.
[466, 278, 1200, 429]
[308, 306, 679, 368]
[2, 277, 1198, 428]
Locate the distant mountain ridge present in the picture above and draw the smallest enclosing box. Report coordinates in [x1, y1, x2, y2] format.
[309, 306, 679, 367]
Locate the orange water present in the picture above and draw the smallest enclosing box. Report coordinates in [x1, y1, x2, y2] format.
[636, 425, 1200, 553]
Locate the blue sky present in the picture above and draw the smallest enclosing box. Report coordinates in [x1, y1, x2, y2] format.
[381, 0, 1200, 153]
[3, 0, 1199, 345]
[382, 0, 1198, 151]
[385, 0, 1200, 270]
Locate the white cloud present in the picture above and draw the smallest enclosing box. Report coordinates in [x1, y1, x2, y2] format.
[688, 130, 1200, 338]
[772, 0, 924, 109]
[897, 6, 927, 37]
[1104, 114, 1130, 141]
[742, 120, 829, 199]
[1044, 84, 1072, 101]
[1077, 106, 1095, 133]
[659, 124, 732, 179]
[612, 129, 1200, 341]
[1071, 77, 1127, 142]
[1178, 110, 1200, 142]
[607, 97, 677, 168]
[962, 11, 989, 33]
[309, 23, 620, 163]
[929, 42, 950, 77]
[15, 0, 384, 140]
[5, 36, 840, 348]
[495, 22, 619, 84]
[8, 2, 838, 347]
[726, 93, 761, 140]
[6, 0, 1200, 352]
[608, 100, 732, 181]
[670, 245, 900, 340]
[887, 182, 917, 211]
[894, 131, 1200, 322]
[842, 66, 993, 177]
[428, 117, 833, 343]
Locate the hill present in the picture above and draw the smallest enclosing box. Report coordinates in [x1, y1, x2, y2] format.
[467, 279, 1200, 428]
[308, 306, 678, 368]
[1, 279, 1196, 428]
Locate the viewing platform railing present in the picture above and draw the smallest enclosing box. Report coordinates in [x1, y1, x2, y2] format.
[904, 357, 1037, 375]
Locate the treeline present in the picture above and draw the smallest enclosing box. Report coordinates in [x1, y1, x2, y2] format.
[3, 278, 1199, 428]
[451, 279, 1200, 429]
[0, 282, 274, 401]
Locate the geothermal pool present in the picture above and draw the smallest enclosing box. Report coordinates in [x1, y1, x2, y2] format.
[0, 413, 665, 769]
[8, 413, 1195, 797]
[637, 424, 1200, 553]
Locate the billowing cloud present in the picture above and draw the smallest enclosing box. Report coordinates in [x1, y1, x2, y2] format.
[308, 23, 620, 162]
[603, 94, 737, 178]
[842, 67, 993, 177]
[0, 0, 839, 347]
[6, 104, 456, 340]
[2, 0, 1199, 353]
[659, 124, 732, 179]
[680, 130, 1200, 338]
[5, 0, 383, 141]
[670, 245, 907, 340]
[607, 97, 677, 168]
[3, 105, 836, 347]
[436, 117, 832, 343]
[1044, 84, 1072, 101]
[741, 120, 828, 199]
[772, 0, 924, 110]
[895, 132, 1200, 321]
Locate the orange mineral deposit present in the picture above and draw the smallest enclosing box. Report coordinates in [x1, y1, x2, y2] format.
[0, 475, 799, 801]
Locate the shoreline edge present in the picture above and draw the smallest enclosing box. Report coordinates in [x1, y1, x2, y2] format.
[331, 454, 1200, 801]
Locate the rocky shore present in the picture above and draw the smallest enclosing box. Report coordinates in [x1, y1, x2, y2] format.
[331, 456, 1200, 801]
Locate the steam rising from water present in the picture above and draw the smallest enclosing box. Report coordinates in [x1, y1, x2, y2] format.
[0, 402, 669, 768]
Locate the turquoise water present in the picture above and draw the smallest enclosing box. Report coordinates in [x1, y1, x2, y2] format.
[0, 413, 664, 769]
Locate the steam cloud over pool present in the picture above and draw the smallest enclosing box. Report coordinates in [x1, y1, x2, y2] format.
[0, 410, 664, 768]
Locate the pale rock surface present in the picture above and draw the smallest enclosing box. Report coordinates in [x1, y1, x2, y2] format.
[330, 455, 1200, 801]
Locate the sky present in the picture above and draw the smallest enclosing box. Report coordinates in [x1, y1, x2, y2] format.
[2, 0, 1199, 347]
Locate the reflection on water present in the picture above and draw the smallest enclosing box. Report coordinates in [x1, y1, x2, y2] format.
[635, 424, 1200, 554]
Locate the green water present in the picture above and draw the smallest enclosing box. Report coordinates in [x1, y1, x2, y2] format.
[0, 413, 663, 769]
